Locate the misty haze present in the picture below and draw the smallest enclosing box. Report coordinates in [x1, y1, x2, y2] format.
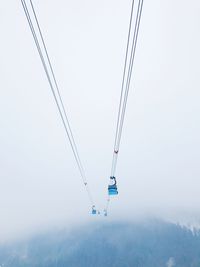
[0, 0, 200, 266]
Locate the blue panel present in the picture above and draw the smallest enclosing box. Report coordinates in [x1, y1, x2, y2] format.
[108, 185, 117, 190]
[92, 210, 97, 215]
[108, 189, 118, 195]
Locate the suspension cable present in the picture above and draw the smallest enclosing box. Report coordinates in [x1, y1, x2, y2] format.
[112, 0, 144, 177]
[29, 0, 85, 174]
[105, 0, 144, 215]
[110, 0, 135, 179]
[21, 0, 96, 210]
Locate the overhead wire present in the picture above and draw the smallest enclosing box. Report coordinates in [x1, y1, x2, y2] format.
[112, 0, 144, 177]
[29, 0, 84, 174]
[111, 0, 135, 178]
[28, 0, 95, 204]
[105, 0, 144, 215]
[21, 0, 96, 210]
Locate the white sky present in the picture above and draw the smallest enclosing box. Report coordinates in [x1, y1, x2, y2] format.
[0, 0, 200, 242]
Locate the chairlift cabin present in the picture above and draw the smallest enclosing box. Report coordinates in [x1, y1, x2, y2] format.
[104, 210, 108, 217]
[92, 206, 97, 215]
[108, 176, 118, 195]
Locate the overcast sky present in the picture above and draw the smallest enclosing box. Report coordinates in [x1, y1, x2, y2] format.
[0, 0, 200, 242]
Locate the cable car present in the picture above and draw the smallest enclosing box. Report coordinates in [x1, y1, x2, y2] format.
[104, 210, 108, 217]
[92, 206, 97, 215]
[108, 176, 118, 195]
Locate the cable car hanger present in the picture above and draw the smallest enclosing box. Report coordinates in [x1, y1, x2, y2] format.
[105, 0, 144, 216]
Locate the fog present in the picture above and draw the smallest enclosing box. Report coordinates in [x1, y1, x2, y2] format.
[0, 0, 200, 242]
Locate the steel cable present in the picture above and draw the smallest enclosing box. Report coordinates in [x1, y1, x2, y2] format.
[21, 0, 96, 210]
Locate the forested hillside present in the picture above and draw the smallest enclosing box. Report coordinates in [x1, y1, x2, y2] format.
[0, 220, 200, 267]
